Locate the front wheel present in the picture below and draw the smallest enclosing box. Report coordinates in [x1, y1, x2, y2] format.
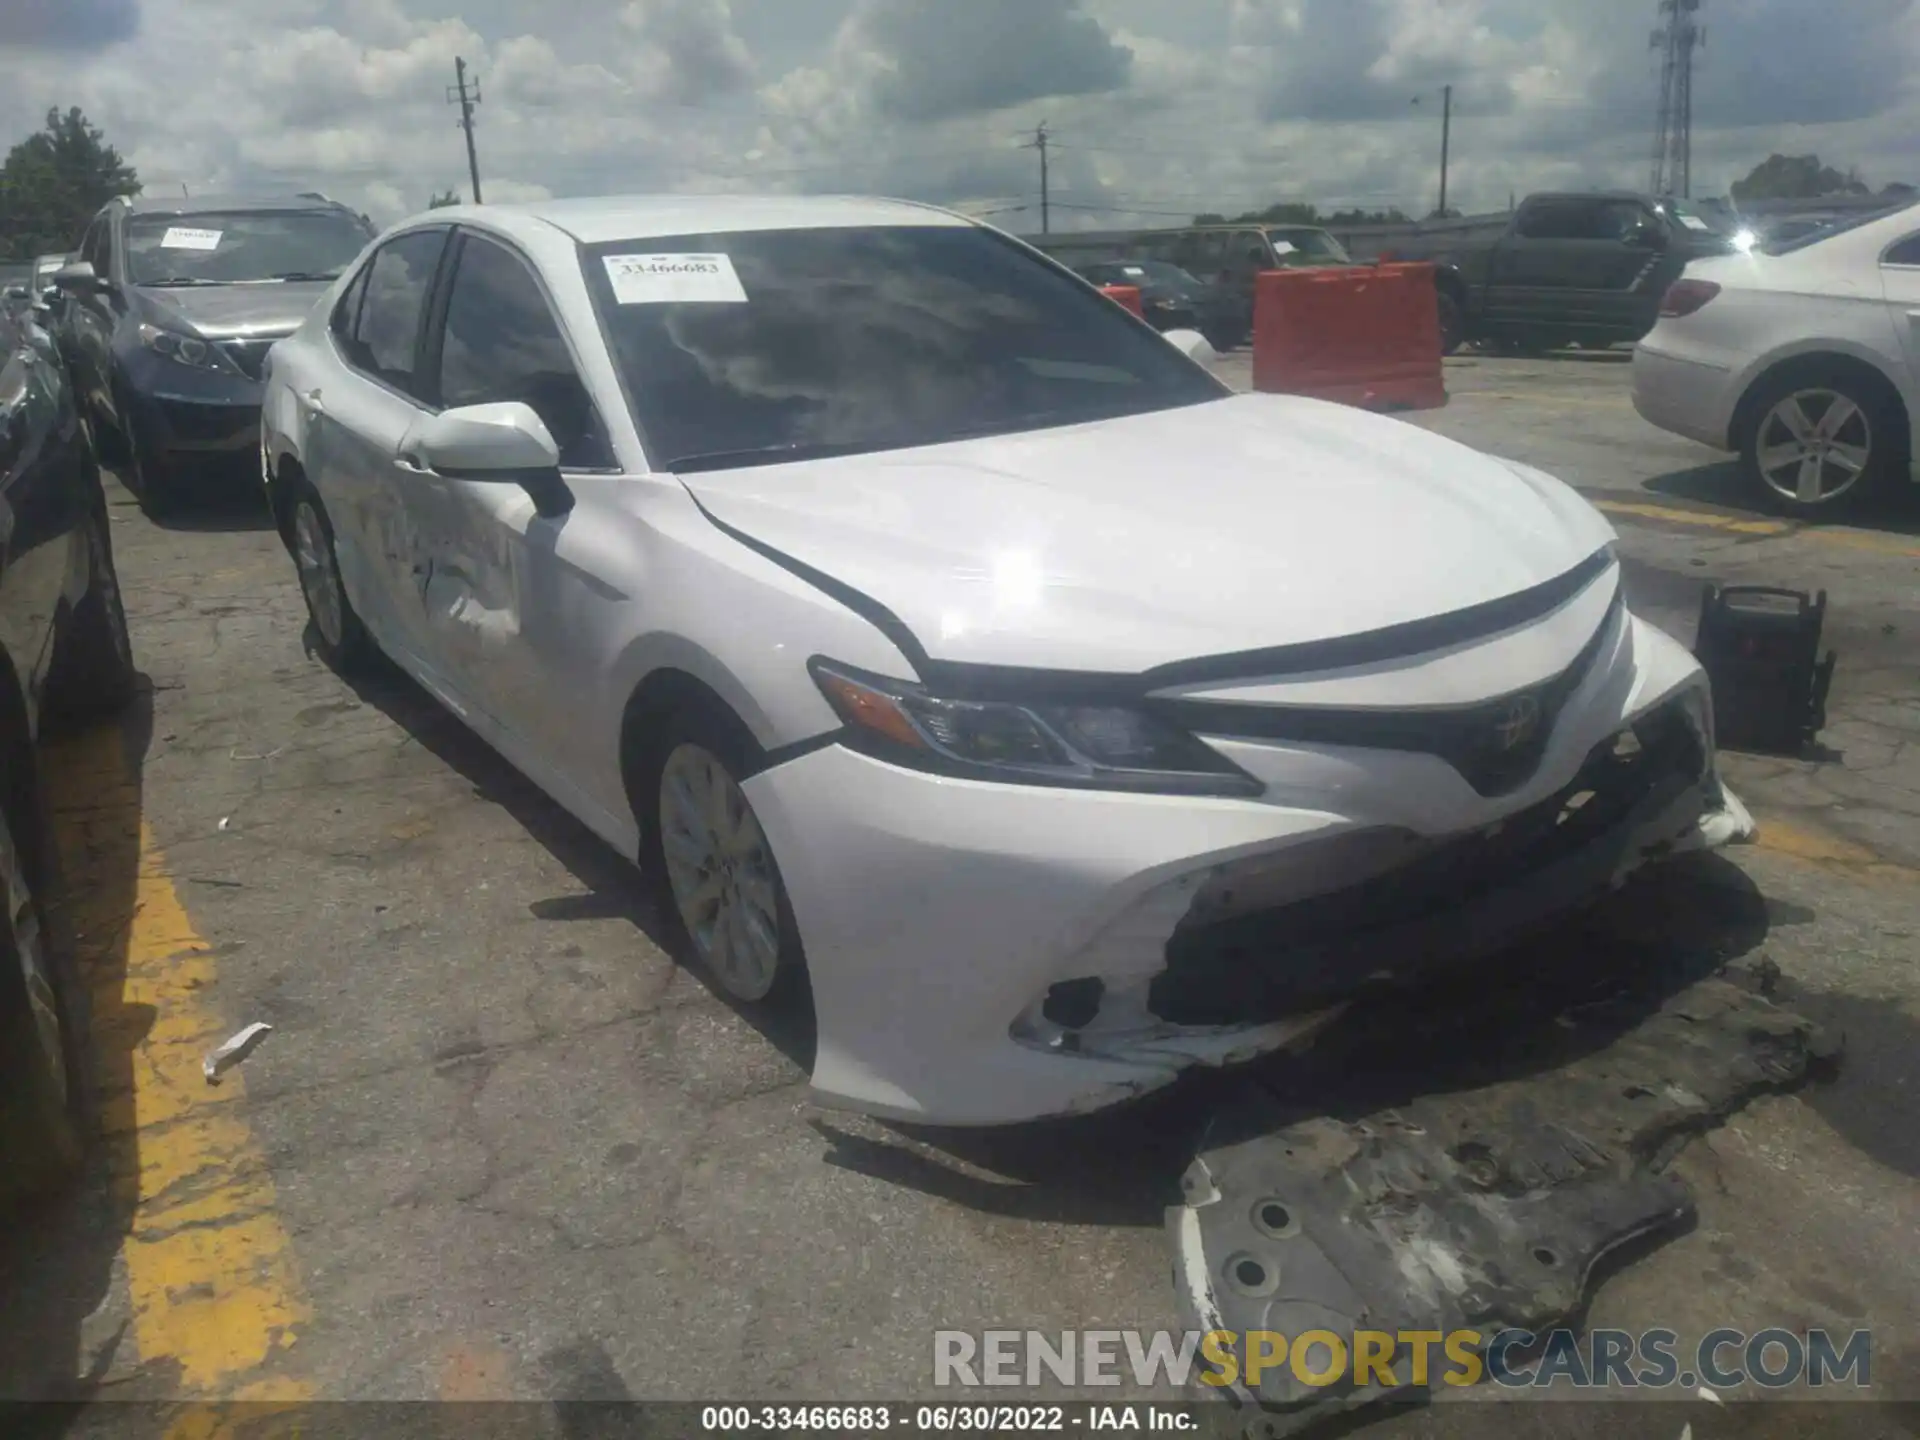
[1436, 292, 1465, 356]
[43, 486, 137, 727]
[637, 709, 807, 1008]
[289, 486, 373, 672]
[0, 795, 85, 1203]
[1741, 371, 1905, 516]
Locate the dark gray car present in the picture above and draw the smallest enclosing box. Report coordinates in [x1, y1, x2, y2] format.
[53, 193, 374, 512]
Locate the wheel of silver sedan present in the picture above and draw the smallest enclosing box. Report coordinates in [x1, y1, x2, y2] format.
[657, 743, 784, 1002]
[1753, 388, 1875, 507]
[293, 499, 346, 649]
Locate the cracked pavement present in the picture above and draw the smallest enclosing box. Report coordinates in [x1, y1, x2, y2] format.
[1, 353, 1917, 1424]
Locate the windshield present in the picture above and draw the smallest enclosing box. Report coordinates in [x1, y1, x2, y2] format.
[125, 209, 374, 286]
[1759, 201, 1918, 256]
[1132, 260, 1202, 286]
[1265, 228, 1351, 262]
[583, 225, 1227, 473]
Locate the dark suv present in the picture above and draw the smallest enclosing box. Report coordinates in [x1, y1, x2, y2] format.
[0, 303, 136, 1201]
[53, 193, 374, 513]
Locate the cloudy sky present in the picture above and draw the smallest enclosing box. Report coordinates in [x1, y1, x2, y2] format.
[2, 0, 1916, 231]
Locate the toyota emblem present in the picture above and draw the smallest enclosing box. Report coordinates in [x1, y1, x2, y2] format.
[1493, 693, 1543, 752]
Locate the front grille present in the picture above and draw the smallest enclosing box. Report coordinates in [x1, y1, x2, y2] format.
[1149, 696, 1707, 1027]
[216, 336, 284, 381]
[1159, 592, 1620, 797]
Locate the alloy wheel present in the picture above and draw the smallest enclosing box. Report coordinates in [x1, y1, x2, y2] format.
[292, 500, 345, 649]
[657, 743, 783, 1002]
[1, 810, 66, 1114]
[1754, 388, 1874, 506]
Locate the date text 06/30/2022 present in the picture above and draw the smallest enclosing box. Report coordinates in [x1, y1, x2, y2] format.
[700, 1405, 1196, 1432]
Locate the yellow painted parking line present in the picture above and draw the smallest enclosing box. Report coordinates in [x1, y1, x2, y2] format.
[44, 728, 312, 1404]
[1592, 499, 1789, 536]
[1592, 498, 1920, 558]
[1752, 813, 1918, 884]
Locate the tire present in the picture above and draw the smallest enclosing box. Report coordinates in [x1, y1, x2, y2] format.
[1436, 292, 1465, 357]
[115, 385, 184, 517]
[43, 480, 137, 727]
[634, 704, 808, 1009]
[1739, 364, 1908, 517]
[0, 788, 86, 1204]
[287, 483, 373, 672]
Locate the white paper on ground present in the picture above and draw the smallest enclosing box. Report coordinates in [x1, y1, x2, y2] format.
[603, 253, 748, 304]
[161, 227, 223, 250]
[203, 1022, 274, 1085]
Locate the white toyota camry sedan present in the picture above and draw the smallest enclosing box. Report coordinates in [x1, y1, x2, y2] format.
[1633, 200, 1919, 516]
[261, 195, 1752, 1126]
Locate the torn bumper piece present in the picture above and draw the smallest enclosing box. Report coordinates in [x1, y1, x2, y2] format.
[1167, 980, 1836, 1429]
[743, 612, 1751, 1127]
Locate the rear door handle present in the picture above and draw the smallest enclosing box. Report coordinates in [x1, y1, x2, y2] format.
[300, 387, 325, 417]
[394, 453, 433, 476]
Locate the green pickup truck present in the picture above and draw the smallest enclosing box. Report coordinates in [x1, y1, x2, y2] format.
[1349, 192, 1739, 355]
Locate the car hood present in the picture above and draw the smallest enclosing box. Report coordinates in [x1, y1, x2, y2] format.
[137, 281, 333, 340]
[676, 394, 1617, 675]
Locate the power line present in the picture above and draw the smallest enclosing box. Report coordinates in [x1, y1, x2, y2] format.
[448, 56, 484, 203]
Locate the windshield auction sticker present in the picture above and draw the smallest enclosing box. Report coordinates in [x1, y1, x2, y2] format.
[603, 253, 748, 304]
[159, 227, 224, 250]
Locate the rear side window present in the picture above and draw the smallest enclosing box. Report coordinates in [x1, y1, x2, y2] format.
[1886, 233, 1920, 267]
[350, 229, 446, 396]
[81, 216, 110, 275]
[1515, 201, 1607, 241]
[432, 233, 612, 468]
[330, 265, 369, 347]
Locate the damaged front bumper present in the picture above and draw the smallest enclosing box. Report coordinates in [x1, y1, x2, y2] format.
[742, 611, 1754, 1127]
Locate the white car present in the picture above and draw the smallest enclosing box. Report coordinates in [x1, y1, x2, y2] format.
[261, 195, 1751, 1127]
[1633, 200, 1920, 515]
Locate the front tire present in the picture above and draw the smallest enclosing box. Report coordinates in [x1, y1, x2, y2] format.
[1436, 292, 1465, 356]
[0, 792, 85, 1203]
[635, 707, 806, 1008]
[1740, 367, 1906, 517]
[43, 482, 136, 727]
[288, 485, 373, 672]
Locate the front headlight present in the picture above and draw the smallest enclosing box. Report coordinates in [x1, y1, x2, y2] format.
[138, 322, 237, 374]
[809, 659, 1261, 797]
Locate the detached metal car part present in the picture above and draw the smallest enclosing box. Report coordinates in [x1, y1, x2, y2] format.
[261, 194, 1753, 1127]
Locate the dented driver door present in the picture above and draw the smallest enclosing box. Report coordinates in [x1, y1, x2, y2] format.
[402, 227, 623, 777]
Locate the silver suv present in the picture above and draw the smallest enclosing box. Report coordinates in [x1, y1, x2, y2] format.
[53, 193, 374, 513]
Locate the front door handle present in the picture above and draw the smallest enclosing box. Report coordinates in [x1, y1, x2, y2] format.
[394, 453, 433, 476]
[300, 387, 325, 417]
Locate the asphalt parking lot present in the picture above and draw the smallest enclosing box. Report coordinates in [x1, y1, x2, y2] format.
[3, 352, 1918, 1430]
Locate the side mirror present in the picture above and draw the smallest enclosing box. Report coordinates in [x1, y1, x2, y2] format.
[398, 401, 574, 518]
[53, 261, 107, 294]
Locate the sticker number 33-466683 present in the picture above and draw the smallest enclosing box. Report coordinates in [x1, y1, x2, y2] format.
[602, 253, 748, 305]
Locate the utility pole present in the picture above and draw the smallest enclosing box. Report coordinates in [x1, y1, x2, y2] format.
[1024, 122, 1051, 234]
[448, 57, 484, 204]
[1438, 83, 1453, 218]
[1650, 0, 1704, 197]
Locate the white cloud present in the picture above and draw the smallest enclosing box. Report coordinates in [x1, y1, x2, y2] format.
[1, 0, 1915, 237]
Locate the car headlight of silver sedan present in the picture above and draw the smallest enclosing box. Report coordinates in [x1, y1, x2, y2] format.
[138, 322, 239, 374]
[809, 659, 1262, 797]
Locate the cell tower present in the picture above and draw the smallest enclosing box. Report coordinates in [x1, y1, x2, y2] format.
[1650, 0, 1705, 197]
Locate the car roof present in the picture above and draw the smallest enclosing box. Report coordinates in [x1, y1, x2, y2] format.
[117, 193, 352, 217]
[425, 193, 975, 246]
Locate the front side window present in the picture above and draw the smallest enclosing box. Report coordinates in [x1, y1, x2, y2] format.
[433, 234, 611, 468]
[347, 229, 447, 395]
[80, 216, 110, 276]
[124, 208, 374, 287]
[582, 224, 1226, 474]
